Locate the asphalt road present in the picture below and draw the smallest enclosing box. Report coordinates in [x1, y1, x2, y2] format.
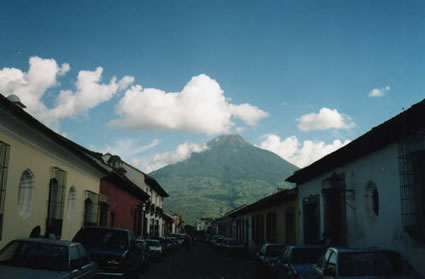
[142, 242, 259, 279]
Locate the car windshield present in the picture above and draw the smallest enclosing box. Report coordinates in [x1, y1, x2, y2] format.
[291, 248, 325, 264]
[339, 252, 395, 277]
[74, 229, 128, 251]
[0, 241, 68, 272]
[265, 245, 285, 257]
[146, 241, 161, 247]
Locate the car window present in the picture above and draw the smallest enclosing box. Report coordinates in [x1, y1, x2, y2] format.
[265, 245, 285, 256]
[339, 252, 393, 277]
[3, 242, 68, 272]
[74, 228, 129, 251]
[77, 244, 90, 266]
[291, 248, 326, 264]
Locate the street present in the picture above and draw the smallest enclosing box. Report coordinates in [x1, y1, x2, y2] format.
[142, 242, 258, 279]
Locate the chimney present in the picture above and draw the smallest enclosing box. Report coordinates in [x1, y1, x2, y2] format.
[7, 94, 26, 109]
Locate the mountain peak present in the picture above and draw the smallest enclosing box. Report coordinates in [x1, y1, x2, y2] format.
[208, 134, 249, 147]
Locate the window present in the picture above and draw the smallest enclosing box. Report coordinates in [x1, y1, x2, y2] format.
[266, 212, 277, 242]
[66, 186, 76, 221]
[84, 191, 99, 227]
[399, 135, 425, 243]
[18, 169, 35, 219]
[0, 141, 10, 240]
[46, 168, 66, 238]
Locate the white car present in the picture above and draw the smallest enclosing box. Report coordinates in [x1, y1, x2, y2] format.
[145, 239, 163, 259]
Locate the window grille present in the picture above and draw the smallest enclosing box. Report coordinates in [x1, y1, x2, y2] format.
[84, 191, 99, 227]
[399, 133, 425, 243]
[0, 141, 10, 240]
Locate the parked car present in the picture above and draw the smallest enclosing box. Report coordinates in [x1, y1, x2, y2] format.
[135, 239, 150, 272]
[166, 237, 179, 249]
[168, 233, 186, 245]
[0, 238, 97, 279]
[277, 245, 326, 279]
[221, 239, 247, 255]
[72, 226, 140, 278]
[256, 243, 286, 276]
[311, 247, 423, 279]
[145, 239, 163, 260]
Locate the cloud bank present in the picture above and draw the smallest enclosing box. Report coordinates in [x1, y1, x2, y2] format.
[0, 56, 133, 129]
[109, 74, 269, 135]
[297, 107, 355, 132]
[258, 134, 350, 168]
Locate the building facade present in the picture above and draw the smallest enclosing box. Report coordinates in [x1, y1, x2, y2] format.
[103, 153, 169, 237]
[287, 98, 425, 275]
[0, 94, 106, 248]
[230, 189, 298, 251]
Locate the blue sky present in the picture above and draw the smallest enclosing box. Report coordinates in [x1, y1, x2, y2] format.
[1, 0, 424, 172]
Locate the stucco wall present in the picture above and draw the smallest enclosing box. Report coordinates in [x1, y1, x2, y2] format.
[297, 144, 425, 275]
[100, 179, 143, 233]
[0, 131, 101, 249]
[234, 198, 298, 251]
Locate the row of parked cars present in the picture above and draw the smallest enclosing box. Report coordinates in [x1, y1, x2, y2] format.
[206, 234, 247, 255]
[256, 243, 424, 279]
[0, 226, 189, 279]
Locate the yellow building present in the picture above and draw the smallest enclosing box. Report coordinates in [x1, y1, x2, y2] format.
[0, 94, 107, 248]
[230, 188, 298, 251]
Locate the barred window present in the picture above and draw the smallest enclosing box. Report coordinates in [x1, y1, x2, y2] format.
[84, 191, 99, 227]
[0, 141, 10, 240]
[46, 168, 67, 238]
[18, 169, 35, 219]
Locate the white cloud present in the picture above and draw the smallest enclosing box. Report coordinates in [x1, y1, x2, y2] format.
[109, 74, 269, 135]
[0, 56, 133, 129]
[258, 134, 350, 168]
[99, 138, 160, 160]
[145, 142, 208, 172]
[96, 138, 207, 173]
[368, 86, 390, 97]
[297, 107, 355, 132]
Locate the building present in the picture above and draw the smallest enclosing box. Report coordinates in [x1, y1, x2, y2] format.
[0, 94, 107, 248]
[103, 154, 169, 237]
[163, 209, 184, 235]
[229, 189, 298, 251]
[286, 98, 425, 275]
[195, 217, 214, 232]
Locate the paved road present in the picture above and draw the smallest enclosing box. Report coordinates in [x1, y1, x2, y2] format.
[142, 242, 258, 279]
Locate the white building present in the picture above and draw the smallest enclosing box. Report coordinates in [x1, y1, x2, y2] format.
[286, 98, 425, 275]
[103, 153, 169, 237]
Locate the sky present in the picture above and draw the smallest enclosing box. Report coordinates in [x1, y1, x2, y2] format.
[1, 0, 424, 173]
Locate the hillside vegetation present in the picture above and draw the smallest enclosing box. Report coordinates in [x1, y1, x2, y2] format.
[150, 134, 298, 225]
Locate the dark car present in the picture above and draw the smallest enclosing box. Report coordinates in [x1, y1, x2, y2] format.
[0, 238, 97, 279]
[221, 239, 247, 256]
[256, 243, 286, 276]
[277, 245, 326, 279]
[145, 239, 163, 260]
[312, 247, 423, 279]
[72, 226, 140, 278]
[151, 236, 170, 253]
